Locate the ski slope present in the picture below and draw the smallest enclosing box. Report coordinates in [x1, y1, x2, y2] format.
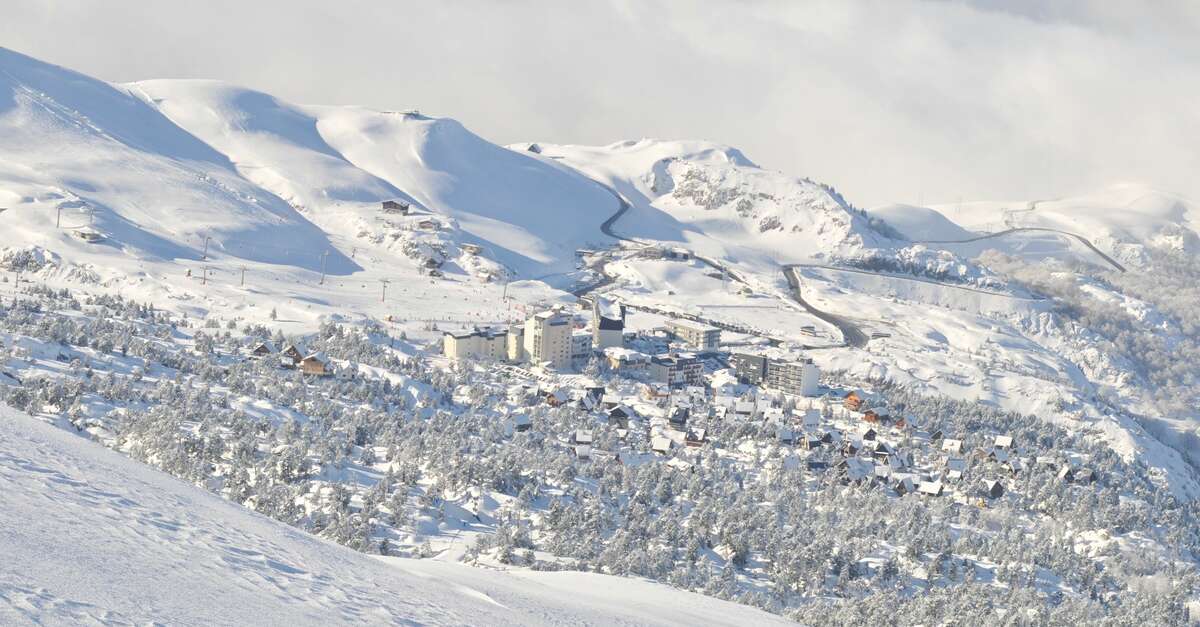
[0, 406, 787, 626]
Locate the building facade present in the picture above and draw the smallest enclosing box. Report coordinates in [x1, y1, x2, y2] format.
[592, 296, 626, 349]
[666, 319, 721, 351]
[524, 310, 572, 370]
[443, 327, 508, 361]
[730, 353, 767, 385]
[650, 353, 703, 388]
[765, 358, 820, 396]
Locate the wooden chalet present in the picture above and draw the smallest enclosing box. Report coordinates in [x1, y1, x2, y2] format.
[381, 200, 410, 215]
[281, 344, 304, 365]
[300, 352, 331, 376]
[982, 479, 1004, 499]
[843, 391, 866, 412]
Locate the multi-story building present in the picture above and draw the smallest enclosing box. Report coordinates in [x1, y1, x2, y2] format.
[765, 357, 821, 397]
[666, 319, 721, 351]
[571, 330, 593, 365]
[524, 309, 572, 370]
[592, 296, 626, 349]
[729, 352, 821, 396]
[443, 327, 508, 361]
[729, 353, 767, 385]
[650, 353, 703, 388]
[506, 324, 526, 362]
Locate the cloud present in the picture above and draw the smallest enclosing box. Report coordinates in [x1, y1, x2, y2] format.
[2, 0, 1196, 206]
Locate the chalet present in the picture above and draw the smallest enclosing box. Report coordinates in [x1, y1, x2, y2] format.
[668, 406, 689, 427]
[800, 434, 824, 449]
[871, 441, 894, 462]
[1075, 468, 1096, 484]
[734, 400, 756, 417]
[416, 219, 439, 231]
[300, 352, 331, 376]
[685, 429, 706, 447]
[1005, 458, 1024, 475]
[994, 435, 1014, 449]
[249, 341, 277, 358]
[842, 437, 863, 456]
[801, 409, 821, 431]
[873, 464, 892, 483]
[1056, 466, 1075, 482]
[461, 243, 483, 256]
[1036, 456, 1058, 470]
[843, 391, 866, 412]
[574, 444, 592, 459]
[651, 436, 673, 455]
[806, 460, 829, 472]
[918, 481, 945, 497]
[862, 407, 889, 424]
[837, 458, 875, 483]
[573, 429, 594, 445]
[930, 429, 944, 442]
[986, 447, 1010, 464]
[982, 479, 1005, 499]
[941, 438, 965, 454]
[641, 383, 670, 402]
[512, 414, 532, 432]
[666, 458, 693, 473]
[543, 388, 569, 407]
[381, 200, 410, 215]
[579, 387, 605, 411]
[608, 405, 635, 427]
[859, 426, 877, 442]
[893, 475, 916, 495]
[281, 344, 304, 365]
[777, 427, 796, 445]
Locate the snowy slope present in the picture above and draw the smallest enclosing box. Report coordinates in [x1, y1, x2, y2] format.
[134, 79, 616, 277]
[533, 139, 892, 271]
[0, 406, 787, 626]
[0, 48, 356, 275]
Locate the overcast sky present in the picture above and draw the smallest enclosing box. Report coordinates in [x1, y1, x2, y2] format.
[4, 0, 1198, 206]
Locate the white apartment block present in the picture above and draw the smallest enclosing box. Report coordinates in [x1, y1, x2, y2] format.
[443, 327, 507, 361]
[666, 319, 721, 351]
[524, 310, 572, 370]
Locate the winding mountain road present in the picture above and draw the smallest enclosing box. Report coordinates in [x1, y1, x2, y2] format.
[917, 227, 1126, 273]
[783, 267, 869, 348]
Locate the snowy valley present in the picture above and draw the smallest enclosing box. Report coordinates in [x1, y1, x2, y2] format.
[2, 45, 1200, 625]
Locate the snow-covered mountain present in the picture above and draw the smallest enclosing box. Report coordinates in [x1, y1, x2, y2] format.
[4, 46, 1200, 623]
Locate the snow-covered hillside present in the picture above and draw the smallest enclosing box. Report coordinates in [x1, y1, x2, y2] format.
[3, 44, 1200, 623]
[0, 405, 786, 626]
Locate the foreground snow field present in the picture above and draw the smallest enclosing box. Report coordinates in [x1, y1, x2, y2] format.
[0, 406, 787, 626]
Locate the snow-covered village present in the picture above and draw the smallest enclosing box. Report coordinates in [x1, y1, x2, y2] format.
[3, 4, 1200, 626]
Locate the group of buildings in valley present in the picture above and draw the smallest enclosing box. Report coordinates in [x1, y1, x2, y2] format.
[442, 294, 823, 397]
